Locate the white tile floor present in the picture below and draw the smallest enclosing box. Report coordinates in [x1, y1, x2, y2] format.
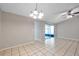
[0, 38, 79, 56]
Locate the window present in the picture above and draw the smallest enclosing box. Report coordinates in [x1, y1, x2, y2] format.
[45, 24, 54, 39]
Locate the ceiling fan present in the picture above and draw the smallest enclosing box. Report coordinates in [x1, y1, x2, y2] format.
[59, 6, 79, 19]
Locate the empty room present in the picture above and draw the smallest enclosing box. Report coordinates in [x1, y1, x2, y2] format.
[0, 3, 79, 56]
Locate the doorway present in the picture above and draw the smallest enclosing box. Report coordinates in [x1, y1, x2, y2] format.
[45, 24, 54, 39]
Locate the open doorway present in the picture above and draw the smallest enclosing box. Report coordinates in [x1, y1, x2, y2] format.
[45, 24, 54, 39]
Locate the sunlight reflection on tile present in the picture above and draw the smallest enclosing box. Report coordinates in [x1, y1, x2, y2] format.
[45, 38, 55, 49]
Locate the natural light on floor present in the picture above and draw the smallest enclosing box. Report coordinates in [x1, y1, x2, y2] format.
[45, 24, 55, 48]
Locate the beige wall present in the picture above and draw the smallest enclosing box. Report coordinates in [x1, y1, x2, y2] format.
[55, 16, 79, 41]
[0, 10, 2, 49]
[0, 10, 46, 50]
[0, 11, 34, 49]
[0, 11, 1, 39]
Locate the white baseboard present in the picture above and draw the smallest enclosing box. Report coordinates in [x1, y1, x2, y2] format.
[57, 37, 79, 42]
[0, 39, 45, 52]
[0, 41, 34, 51]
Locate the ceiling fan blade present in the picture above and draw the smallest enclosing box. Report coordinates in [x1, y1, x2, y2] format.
[56, 6, 79, 20]
[59, 12, 67, 16]
[73, 12, 79, 14]
[69, 5, 79, 14]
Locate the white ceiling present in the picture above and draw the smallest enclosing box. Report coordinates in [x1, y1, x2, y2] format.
[0, 3, 79, 24]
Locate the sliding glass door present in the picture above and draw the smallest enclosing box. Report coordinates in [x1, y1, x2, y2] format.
[45, 24, 54, 39]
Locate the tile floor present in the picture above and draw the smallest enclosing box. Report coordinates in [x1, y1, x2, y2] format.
[0, 38, 79, 56]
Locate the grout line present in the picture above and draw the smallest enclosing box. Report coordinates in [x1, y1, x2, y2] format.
[18, 47, 20, 56]
[11, 48, 12, 56]
[0, 41, 34, 52]
[37, 48, 46, 56]
[54, 40, 70, 54]
[39, 47, 55, 56]
[74, 42, 79, 56]
[23, 46, 29, 56]
[63, 40, 74, 56]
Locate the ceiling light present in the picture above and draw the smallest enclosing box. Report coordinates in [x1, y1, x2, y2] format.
[29, 3, 44, 19]
[33, 16, 37, 19]
[39, 12, 44, 17]
[29, 12, 33, 17]
[33, 10, 38, 15]
[67, 15, 72, 19]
